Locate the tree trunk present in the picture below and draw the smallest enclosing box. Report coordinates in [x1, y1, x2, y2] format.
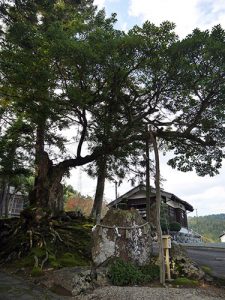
[150, 130, 165, 285]
[29, 161, 64, 215]
[4, 183, 10, 218]
[145, 127, 151, 223]
[90, 157, 107, 224]
[0, 179, 9, 217]
[0, 180, 10, 217]
[0, 180, 5, 216]
[48, 170, 64, 213]
[28, 124, 64, 215]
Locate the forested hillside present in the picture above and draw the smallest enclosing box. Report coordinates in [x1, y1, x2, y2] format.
[188, 214, 225, 242]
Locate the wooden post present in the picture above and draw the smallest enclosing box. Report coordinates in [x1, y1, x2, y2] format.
[145, 125, 151, 223]
[165, 248, 171, 280]
[150, 130, 165, 285]
[162, 235, 171, 281]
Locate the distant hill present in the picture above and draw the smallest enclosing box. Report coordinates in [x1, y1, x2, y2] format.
[188, 214, 225, 242]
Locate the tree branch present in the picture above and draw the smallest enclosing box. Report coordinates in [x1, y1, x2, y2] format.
[76, 108, 87, 158]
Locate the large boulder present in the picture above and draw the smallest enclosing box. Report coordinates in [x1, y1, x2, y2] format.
[42, 267, 94, 296]
[92, 209, 152, 267]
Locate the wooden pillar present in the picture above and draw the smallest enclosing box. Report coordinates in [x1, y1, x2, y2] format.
[164, 248, 171, 280]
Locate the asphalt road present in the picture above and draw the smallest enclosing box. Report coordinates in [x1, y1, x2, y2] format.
[185, 246, 225, 279]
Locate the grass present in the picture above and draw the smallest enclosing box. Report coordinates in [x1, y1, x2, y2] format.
[201, 265, 212, 276]
[172, 277, 199, 287]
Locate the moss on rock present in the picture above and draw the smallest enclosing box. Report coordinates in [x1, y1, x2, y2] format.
[101, 209, 146, 227]
[31, 266, 44, 277]
[58, 252, 89, 267]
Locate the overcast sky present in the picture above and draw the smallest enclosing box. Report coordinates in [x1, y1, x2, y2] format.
[68, 0, 225, 217]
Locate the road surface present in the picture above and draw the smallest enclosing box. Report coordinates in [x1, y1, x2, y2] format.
[185, 246, 225, 279]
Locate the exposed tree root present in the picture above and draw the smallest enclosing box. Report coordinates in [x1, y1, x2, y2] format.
[0, 209, 93, 272]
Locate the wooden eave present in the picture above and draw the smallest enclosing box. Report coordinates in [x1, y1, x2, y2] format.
[108, 184, 194, 212]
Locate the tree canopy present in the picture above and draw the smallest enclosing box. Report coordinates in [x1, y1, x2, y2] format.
[1, 0, 225, 215]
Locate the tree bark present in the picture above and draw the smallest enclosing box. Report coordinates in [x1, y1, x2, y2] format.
[0, 180, 5, 216]
[0, 180, 10, 217]
[29, 157, 64, 215]
[0, 179, 9, 217]
[48, 168, 64, 213]
[146, 128, 156, 229]
[145, 127, 151, 223]
[150, 130, 165, 285]
[27, 124, 145, 216]
[90, 157, 107, 224]
[4, 183, 10, 218]
[28, 124, 64, 215]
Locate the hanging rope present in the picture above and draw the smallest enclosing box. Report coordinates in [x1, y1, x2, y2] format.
[93, 222, 149, 230]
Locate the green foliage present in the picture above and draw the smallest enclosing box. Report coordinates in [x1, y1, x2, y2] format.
[1, 0, 225, 215]
[30, 247, 46, 258]
[160, 203, 169, 233]
[173, 277, 198, 287]
[188, 214, 225, 242]
[160, 221, 168, 233]
[160, 204, 182, 233]
[48, 254, 61, 269]
[139, 264, 160, 282]
[108, 259, 159, 286]
[63, 183, 93, 203]
[63, 184, 79, 202]
[109, 259, 143, 286]
[169, 222, 181, 232]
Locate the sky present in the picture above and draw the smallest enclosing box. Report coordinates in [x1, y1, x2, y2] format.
[68, 0, 225, 217]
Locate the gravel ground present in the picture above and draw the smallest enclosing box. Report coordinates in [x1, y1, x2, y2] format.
[76, 286, 225, 300]
[1, 269, 225, 300]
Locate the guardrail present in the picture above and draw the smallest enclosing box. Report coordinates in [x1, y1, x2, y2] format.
[180, 242, 225, 249]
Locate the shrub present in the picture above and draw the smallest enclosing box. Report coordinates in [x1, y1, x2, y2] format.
[161, 220, 169, 233]
[108, 259, 159, 286]
[109, 259, 143, 286]
[140, 264, 160, 282]
[169, 222, 181, 232]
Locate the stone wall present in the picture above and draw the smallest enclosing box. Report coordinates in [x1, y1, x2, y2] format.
[92, 209, 152, 266]
[170, 231, 202, 244]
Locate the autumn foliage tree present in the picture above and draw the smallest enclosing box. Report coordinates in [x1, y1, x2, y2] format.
[64, 190, 108, 217]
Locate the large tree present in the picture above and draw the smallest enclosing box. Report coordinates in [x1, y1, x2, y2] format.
[0, 114, 32, 216]
[131, 23, 225, 175]
[1, 1, 225, 217]
[0, 0, 125, 214]
[91, 23, 225, 224]
[0, 1, 163, 215]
